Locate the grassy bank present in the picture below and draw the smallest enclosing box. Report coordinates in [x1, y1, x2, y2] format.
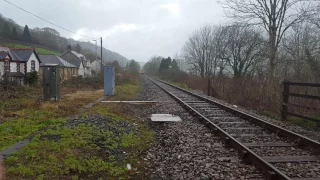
[3, 77, 155, 179]
[2, 43, 60, 55]
[0, 86, 103, 151]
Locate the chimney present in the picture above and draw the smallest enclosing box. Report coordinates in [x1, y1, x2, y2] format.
[67, 45, 71, 51]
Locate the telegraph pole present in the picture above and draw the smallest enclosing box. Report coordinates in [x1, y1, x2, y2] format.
[100, 37, 103, 76]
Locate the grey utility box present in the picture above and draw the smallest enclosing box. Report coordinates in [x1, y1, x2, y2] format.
[104, 65, 115, 96]
[43, 64, 60, 101]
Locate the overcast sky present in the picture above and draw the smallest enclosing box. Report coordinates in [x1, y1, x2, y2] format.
[1, 0, 226, 62]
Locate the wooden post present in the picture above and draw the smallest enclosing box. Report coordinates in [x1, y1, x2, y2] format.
[281, 82, 289, 121]
[207, 76, 211, 96]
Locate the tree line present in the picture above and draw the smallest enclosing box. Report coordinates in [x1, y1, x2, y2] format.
[0, 13, 97, 59]
[143, 56, 180, 75]
[144, 0, 320, 83]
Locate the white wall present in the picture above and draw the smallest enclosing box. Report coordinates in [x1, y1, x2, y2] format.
[26, 53, 40, 73]
[0, 62, 4, 77]
[10, 62, 17, 72]
[78, 63, 84, 76]
[90, 60, 101, 73]
[20, 63, 25, 74]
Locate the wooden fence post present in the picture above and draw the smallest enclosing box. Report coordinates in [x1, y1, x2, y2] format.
[207, 77, 211, 96]
[281, 82, 289, 121]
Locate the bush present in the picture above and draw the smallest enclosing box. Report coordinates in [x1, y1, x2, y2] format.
[26, 71, 38, 85]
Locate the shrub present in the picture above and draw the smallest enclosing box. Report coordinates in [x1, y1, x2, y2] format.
[26, 71, 38, 85]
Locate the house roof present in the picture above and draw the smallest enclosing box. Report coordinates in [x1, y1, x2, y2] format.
[64, 57, 82, 68]
[38, 54, 77, 68]
[71, 51, 86, 60]
[3, 71, 25, 77]
[60, 50, 86, 68]
[11, 49, 34, 62]
[91, 59, 107, 65]
[60, 50, 86, 60]
[0, 47, 18, 61]
[0, 51, 9, 59]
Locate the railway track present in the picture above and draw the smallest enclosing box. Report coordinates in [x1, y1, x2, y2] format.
[146, 76, 320, 180]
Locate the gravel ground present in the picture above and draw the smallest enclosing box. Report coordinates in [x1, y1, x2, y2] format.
[139, 77, 264, 180]
[237, 135, 291, 144]
[252, 146, 315, 156]
[274, 162, 320, 178]
[190, 89, 320, 142]
[143, 78, 320, 179]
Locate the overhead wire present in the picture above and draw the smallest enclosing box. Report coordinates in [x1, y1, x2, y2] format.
[3, 0, 99, 41]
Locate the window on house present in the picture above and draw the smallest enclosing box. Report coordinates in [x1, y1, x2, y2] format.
[31, 60, 35, 71]
[4, 60, 9, 71]
[16, 62, 20, 72]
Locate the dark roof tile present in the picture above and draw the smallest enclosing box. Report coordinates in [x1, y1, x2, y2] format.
[11, 49, 34, 62]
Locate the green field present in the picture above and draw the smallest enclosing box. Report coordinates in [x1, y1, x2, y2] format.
[2, 43, 61, 55]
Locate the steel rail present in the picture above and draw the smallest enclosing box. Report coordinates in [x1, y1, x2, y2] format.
[146, 76, 320, 180]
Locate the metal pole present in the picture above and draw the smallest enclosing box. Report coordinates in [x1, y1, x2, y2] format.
[93, 40, 97, 61]
[93, 40, 97, 77]
[281, 82, 289, 121]
[100, 37, 103, 76]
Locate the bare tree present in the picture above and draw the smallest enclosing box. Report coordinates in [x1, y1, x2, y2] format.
[218, 0, 317, 78]
[182, 25, 216, 78]
[142, 56, 163, 75]
[282, 23, 320, 82]
[222, 24, 264, 77]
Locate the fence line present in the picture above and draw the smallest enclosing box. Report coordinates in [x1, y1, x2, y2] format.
[281, 81, 320, 124]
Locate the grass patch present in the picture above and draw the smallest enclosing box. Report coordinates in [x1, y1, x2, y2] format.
[287, 115, 319, 127]
[261, 110, 319, 128]
[0, 86, 103, 151]
[3, 76, 155, 179]
[5, 120, 154, 179]
[3, 43, 61, 55]
[4, 77, 155, 179]
[114, 79, 141, 100]
[0, 118, 66, 151]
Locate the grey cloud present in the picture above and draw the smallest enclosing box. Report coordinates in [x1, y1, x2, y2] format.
[1, 0, 225, 61]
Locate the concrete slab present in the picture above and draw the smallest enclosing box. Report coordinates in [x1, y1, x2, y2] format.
[101, 101, 158, 105]
[0, 139, 30, 159]
[151, 114, 182, 122]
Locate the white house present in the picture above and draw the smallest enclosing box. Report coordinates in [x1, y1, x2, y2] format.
[90, 59, 105, 75]
[0, 51, 12, 77]
[0, 47, 41, 83]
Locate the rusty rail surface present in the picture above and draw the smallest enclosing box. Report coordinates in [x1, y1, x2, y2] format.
[146, 76, 320, 180]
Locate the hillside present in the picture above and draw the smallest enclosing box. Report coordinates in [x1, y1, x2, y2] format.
[0, 13, 128, 65]
[2, 42, 60, 55]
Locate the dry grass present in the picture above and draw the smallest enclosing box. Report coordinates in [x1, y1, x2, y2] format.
[0, 85, 104, 152]
[3, 76, 154, 180]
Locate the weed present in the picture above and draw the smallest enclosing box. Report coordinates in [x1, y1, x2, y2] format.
[4, 76, 155, 179]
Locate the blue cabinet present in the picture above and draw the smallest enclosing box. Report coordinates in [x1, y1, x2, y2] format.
[104, 65, 115, 96]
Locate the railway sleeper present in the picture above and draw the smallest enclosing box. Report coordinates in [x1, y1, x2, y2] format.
[229, 133, 274, 137]
[263, 155, 319, 163]
[242, 142, 296, 147]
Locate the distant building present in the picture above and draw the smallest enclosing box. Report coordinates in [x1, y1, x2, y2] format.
[0, 46, 41, 84]
[60, 46, 91, 77]
[0, 51, 12, 77]
[90, 59, 105, 75]
[38, 54, 78, 81]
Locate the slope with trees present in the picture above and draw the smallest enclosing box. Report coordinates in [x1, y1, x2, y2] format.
[0, 13, 128, 65]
